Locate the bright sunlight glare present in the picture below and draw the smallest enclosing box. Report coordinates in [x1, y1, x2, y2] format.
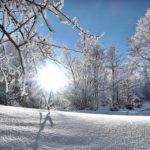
[37, 63, 67, 92]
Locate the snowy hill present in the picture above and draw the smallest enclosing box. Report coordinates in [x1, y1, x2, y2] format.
[0, 105, 150, 150]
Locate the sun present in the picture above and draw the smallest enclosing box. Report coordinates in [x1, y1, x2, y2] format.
[37, 63, 67, 92]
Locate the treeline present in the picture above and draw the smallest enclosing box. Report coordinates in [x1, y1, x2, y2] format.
[61, 9, 150, 111]
[0, 1, 149, 111]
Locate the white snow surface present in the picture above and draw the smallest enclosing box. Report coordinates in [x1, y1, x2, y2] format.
[0, 105, 150, 150]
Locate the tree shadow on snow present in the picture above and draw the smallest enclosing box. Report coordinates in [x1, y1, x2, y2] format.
[33, 111, 53, 150]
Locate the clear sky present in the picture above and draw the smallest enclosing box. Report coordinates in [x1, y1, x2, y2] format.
[41, 0, 150, 56]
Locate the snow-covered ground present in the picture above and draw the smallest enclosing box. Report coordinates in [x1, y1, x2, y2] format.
[74, 101, 150, 116]
[0, 105, 150, 150]
[102, 101, 150, 116]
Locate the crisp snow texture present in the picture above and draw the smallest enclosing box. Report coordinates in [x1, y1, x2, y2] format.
[0, 105, 150, 150]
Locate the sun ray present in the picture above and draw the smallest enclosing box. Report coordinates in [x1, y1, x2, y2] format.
[37, 63, 67, 92]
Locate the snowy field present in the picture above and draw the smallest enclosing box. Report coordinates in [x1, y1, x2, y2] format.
[0, 105, 150, 150]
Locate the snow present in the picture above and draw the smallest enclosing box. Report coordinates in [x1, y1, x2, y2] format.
[0, 105, 150, 149]
[73, 101, 150, 116]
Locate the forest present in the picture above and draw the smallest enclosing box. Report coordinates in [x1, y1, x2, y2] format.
[0, 0, 149, 112]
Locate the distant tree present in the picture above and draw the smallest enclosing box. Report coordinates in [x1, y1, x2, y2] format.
[64, 33, 106, 110]
[107, 46, 122, 110]
[142, 64, 150, 99]
[64, 52, 86, 109]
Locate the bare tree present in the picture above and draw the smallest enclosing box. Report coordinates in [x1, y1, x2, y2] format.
[107, 46, 121, 109]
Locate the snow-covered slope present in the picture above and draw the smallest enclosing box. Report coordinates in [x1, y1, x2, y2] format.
[0, 105, 150, 150]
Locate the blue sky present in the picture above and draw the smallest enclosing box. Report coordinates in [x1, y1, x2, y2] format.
[41, 0, 150, 56]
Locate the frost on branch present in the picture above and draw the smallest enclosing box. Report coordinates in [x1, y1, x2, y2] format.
[71, 17, 78, 28]
[52, 0, 64, 10]
[130, 9, 150, 62]
[0, 0, 100, 74]
[0, 33, 55, 99]
[77, 32, 101, 55]
[0, 0, 103, 100]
